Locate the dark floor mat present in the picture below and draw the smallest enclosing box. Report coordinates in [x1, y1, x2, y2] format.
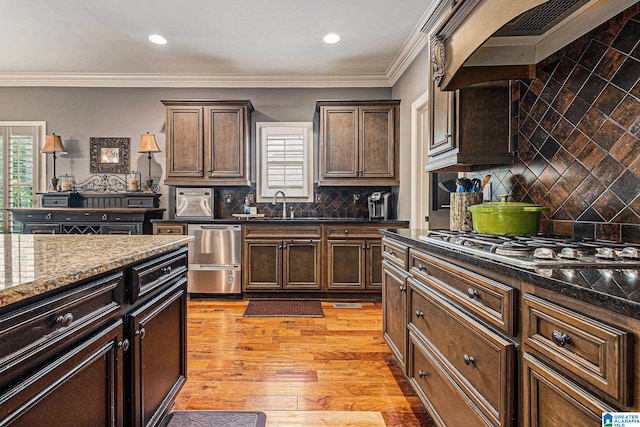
[160, 410, 267, 427]
[243, 299, 324, 317]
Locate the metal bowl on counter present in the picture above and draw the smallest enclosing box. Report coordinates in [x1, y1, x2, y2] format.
[467, 196, 549, 236]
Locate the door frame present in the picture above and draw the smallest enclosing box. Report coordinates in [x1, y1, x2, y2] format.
[410, 91, 430, 230]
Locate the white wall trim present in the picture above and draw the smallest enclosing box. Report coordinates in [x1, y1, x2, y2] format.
[410, 90, 431, 229]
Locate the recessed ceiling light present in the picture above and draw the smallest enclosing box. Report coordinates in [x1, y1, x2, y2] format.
[323, 33, 340, 44]
[148, 34, 167, 45]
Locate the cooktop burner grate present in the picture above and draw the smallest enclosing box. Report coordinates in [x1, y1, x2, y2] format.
[419, 230, 640, 269]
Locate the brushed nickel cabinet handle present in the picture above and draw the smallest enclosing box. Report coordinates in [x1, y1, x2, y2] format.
[463, 354, 475, 365]
[118, 339, 130, 351]
[56, 313, 74, 327]
[415, 310, 424, 318]
[418, 370, 428, 378]
[45, 213, 52, 220]
[467, 288, 479, 298]
[135, 328, 146, 339]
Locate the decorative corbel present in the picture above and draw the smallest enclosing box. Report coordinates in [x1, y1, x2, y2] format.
[431, 36, 446, 87]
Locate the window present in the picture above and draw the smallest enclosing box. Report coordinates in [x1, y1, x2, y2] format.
[0, 122, 46, 233]
[256, 122, 313, 202]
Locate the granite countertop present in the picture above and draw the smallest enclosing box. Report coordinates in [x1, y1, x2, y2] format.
[153, 218, 409, 225]
[381, 229, 640, 319]
[0, 234, 193, 308]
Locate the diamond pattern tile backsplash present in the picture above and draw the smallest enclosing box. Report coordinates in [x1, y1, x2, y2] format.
[476, 4, 640, 242]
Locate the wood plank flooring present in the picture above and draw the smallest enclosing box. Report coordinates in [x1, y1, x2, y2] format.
[174, 299, 435, 426]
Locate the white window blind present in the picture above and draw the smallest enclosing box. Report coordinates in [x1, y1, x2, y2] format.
[257, 123, 313, 201]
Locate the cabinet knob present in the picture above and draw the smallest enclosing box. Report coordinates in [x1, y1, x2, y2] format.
[467, 288, 479, 298]
[56, 313, 74, 327]
[118, 339, 130, 351]
[418, 264, 426, 272]
[161, 266, 172, 275]
[389, 250, 396, 257]
[444, 133, 451, 139]
[463, 354, 475, 365]
[166, 229, 173, 233]
[344, 230, 349, 234]
[418, 370, 428, 378]
[399, 285, 406, 293]
[551, 330, 571, 347]
[45, 213, 52, 220]
[415, 310, 424, 318]
[135, 328, 146, 339]
[101, 214, 108, 221]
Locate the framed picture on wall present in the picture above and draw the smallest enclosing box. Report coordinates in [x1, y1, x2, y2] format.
[90, 137, 130, 174]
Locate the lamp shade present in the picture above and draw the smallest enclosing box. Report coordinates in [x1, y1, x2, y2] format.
[42, 133, 67, 153]
[139, 133, 161, 153]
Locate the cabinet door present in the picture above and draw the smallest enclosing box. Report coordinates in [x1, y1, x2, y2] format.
[204, 106, 247, 183]
[244, 240, 283, 290]
[127, 279, 187, 427]
[522, 353, 614, 427]
[0, 321, 125, 427]
[319, 106, 359, 181]
[359, 106, 396, 180]
[283, 240, 322, 290]
[382, 262, 408, 370]
[326, 240, 365, 290]
[365, 239, 383, 290]
[429, 85, 455, 156]
[166, 106, 204, 178]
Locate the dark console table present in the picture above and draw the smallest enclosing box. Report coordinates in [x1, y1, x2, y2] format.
[9, 193, 165, 235]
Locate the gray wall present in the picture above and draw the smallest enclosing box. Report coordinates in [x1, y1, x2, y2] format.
[391, 46, 430, 220]
[0, 86, 391, 212]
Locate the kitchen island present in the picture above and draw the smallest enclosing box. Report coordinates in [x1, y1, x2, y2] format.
[381, 229, 640, 426]
[0, 234, 192, 427]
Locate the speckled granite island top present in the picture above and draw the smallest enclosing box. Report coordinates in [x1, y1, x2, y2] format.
[0, 234, 193, 308]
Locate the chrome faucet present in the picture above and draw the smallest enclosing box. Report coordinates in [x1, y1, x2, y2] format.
[272, 191, 287, 219]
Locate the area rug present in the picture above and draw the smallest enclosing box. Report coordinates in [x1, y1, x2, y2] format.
[160, 411, 266, 427]
[243, 299, 324, 317]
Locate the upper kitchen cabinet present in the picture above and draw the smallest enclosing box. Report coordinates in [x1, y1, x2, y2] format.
[317, 100, 400, 186]
[425, 80, 514, 172]
[162, 100, 254, 186]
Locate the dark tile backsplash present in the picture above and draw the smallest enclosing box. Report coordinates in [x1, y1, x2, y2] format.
[214, 184, 393, 219]
[475, 4, 640, 242]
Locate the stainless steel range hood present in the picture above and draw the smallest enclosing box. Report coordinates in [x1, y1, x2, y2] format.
[431, 0, 637, 90]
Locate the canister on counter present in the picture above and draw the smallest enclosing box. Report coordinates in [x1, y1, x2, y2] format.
[450, 192, 483, 231]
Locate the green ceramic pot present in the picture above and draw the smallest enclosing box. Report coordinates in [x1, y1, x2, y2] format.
[467, 201, 549, 236]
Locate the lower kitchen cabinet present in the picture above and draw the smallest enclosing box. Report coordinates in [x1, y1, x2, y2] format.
[382, 261, 409, 371]
[0, 246, 189, 427]
[0, 321, 125, 427]
[127, 278, 187, 427]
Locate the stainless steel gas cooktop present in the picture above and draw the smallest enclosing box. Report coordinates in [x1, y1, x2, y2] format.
[419, 230, 640, 270]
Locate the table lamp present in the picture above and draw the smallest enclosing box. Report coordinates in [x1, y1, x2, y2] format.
[139, 132, 161, 193]
[41, 133, 67, 192]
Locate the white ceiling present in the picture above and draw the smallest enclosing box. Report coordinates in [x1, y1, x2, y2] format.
[0, 0, 437, 88]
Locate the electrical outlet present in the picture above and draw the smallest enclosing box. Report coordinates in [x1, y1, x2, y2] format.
[482, 183, 492, 202]
[315, 193, 322, 203]
[224, 194, 232, 204]
[247, 194, 255, 204]
[353, 194, 360, 203]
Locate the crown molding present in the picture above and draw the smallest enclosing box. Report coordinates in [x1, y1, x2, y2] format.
[386, 2, 437, 86]
[0, 72, 394, 88]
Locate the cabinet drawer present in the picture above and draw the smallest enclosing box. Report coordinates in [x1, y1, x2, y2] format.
[23, 223, 60, 234]
[382, 238, 408, 270]
[41, 196, 70, 207]
[130, 247, 188, 303]
[326, 225, 381, 239]
[522, 352, 614, 427]
[125, 197, 156, 208]
[153, 223, 187, 235]
[408, 278, 515, 426]
[0, 273, 123, 382]
[101, 224, 139, 235]
[409, 331, 489, 427]
[409, 249, 515, 335]
[243, 225, 321, 239]
[522, 293, 632, 405]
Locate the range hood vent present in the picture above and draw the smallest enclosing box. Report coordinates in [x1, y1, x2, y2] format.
[493, 0, 590, 37]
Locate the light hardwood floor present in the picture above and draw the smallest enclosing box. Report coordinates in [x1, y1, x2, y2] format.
[173, 299, 435, 426]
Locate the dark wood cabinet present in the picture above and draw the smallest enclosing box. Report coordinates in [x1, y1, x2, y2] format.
[163, 100, 253, 186]
[382, 261, 409, 371]
[10, 207, 164, 235]
[425, 80, 514, 172]
[126, 278, 187, 427]
[0, 246, 189, 427]
[317, 100, 400, 186]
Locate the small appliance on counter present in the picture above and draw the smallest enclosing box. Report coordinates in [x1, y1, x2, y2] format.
[368, 191, 393, 220]
[175, 187, 215, 220]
